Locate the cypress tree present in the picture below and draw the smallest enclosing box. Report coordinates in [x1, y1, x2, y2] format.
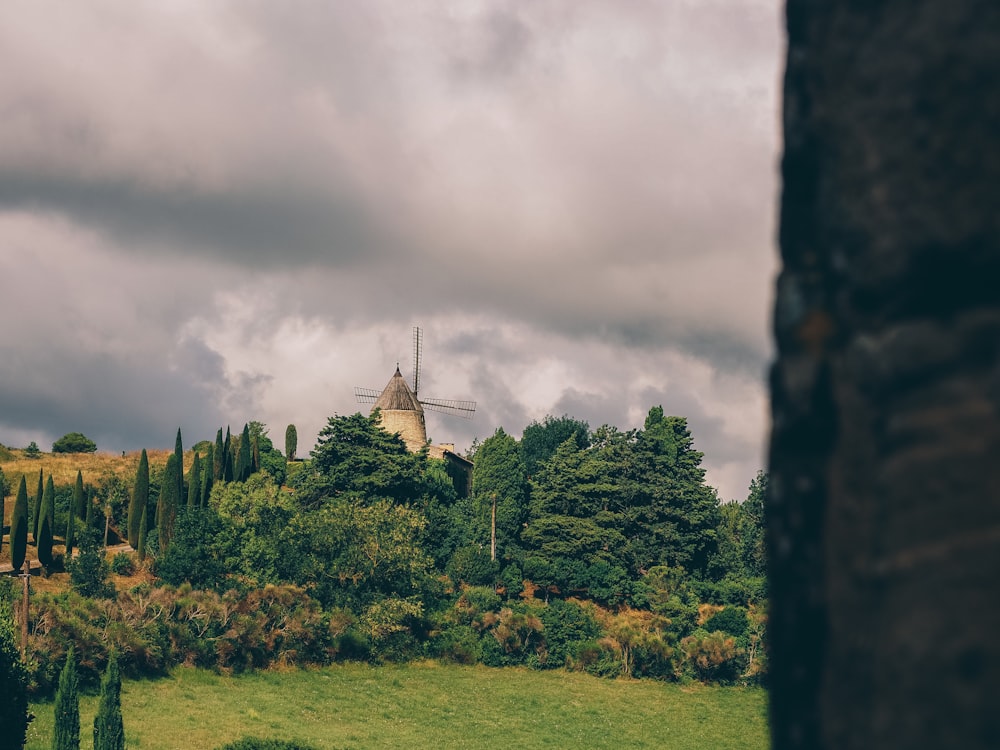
[85, 488, 93, 527]
[223, 427, 233, 482]
[237, 423, 252, 482]
[157, 454, 180, 552]
[137, 505, 148, 563]
[251, 435, 260, 475]
[174, 428, 184, 503]
[66, 471, 84, 557]
[0, 599, 31, 749]
[187, 453, 202, 508]
[285, 424, 297, 462]
[75, 476, 87, 520]
[213, 428, 224, 480]
[11, 476, 28, 573]
[202, 443, 215, 506]
[37, 475, 55, 569]
[93, 652, 125, 750]
[32, 468, 43, 542]
[129, 449, 149, 548]
[65, 499, 76, 559]
[53, 644, 80, 750]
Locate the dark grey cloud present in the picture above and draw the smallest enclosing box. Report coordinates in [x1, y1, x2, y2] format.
[0, 1, 781, 501]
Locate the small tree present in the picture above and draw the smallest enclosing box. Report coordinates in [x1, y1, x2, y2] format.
[173, 428, 184, 502]
[53, 644, 80, 750]
[214, 428, 225, 481]
[0, 599, 31, 748]
[93, 652, 125, 750]
[32, 469, 43, 542]
[66, 471, 84, 557]
[11, 477, 29, 573]
[237, 424, 252, 482]
[187, 453, 202, 508]
[202, 443, 215, 505]
[137, 505, 148, 563]
[157, 454, 180, 551]
[68, 526, 114, 598]
[129, 449, 149, 547]
[23, 441, 41, 458]
[52, 432, 97, 454]
[285, 424, 297, 462]
[37, 476, 56, 570]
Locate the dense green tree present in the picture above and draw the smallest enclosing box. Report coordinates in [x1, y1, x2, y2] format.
[154, 506, 228, 588]
[10, 477, 28, 573]
[23, 441, 41, 458]
[157, 454, 180, 551]
[285, 424, 297, 462]
[53, 644, 79, 750]
[66, 471, 84, 557]
[187, 453, 202, 508]
[237, 423, 253, 482]
[75, 476, 87, 521]
[296, 412, 430, 509]
[93, 652, 125, 750]
[37, 476, 55, 569]
[173, 428, 184, 502]
[741, 471, 767, 578]
[129, 449, 149, 547]
[470, 428, 528, 563]
[214, 473, 293, 585]
[622, 408, 721, 577]
[32, 469, 43, 542]
[520, 414, 590, 477]
[52, 432, 97, 453]
[0, 598, 31, 749]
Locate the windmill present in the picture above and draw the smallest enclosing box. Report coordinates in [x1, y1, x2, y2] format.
[355, 327, 476, 453]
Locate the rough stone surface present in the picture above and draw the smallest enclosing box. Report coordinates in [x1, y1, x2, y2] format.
[769, 2, 1000, 748]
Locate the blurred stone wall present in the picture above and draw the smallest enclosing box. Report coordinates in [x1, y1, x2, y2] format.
[768, 2, 1000, 748]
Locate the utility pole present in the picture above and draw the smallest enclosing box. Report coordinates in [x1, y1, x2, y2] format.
[20, 559, 29, 659]
[490, 493, 497, 562]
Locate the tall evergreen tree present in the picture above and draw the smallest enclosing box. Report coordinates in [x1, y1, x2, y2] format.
[37, 475, 56, 569]
[285, 424, 297, 462]
[53, 644, 79, 750]
[213, 428, 225, 481]
[11, 477, 28, 573]
[129, 449, 149, 548]
[32, 468, 43, 542]
[137, 505, 148, 563]
[174, 428, 184, 502]
[65, 499, 76, 559]
[93, 652, 124, 750]
[157, 454, 180, 552]
[237, 423, 252, 482]
[223, 427, 233, 482]
[202, 445, 214, 507]
[85, 488, 94, 526]
[75, 475, 87, 520]
[66, 471, 84, 557]
[0, 599, 31, 749]
[187, 453, 202, 508]
[251, 435, 260, 475]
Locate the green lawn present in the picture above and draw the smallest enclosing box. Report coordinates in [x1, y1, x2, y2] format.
[27, 663, 768, 750]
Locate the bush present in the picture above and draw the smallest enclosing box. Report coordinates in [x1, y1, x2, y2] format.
[215, 739, 318, 750]
[704, 606, 749, 639]
[52, 433, 97, 454]
[110, 553, 134, 576]
[68, 527, 114, 599]
[23, 441, 42, 458]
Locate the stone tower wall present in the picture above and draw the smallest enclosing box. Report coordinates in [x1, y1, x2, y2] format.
[378, 408, 427, 452]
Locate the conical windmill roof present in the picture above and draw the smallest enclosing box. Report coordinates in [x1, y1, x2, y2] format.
[374, 367, 423, 412]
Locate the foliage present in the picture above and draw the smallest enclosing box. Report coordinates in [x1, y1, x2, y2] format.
[237, 424, 253, 482]
[285, 424, 297, 462]
[173, 428, 184, 503]
[157, 454, 180, 551]
[704, 606, 749, 639]
[187, 453, 203, 508]
[110, 553, 134, 576]
[32, 469, 43, 543]
[154, 507, 227, 588]
[68, 527, 114, 599]
[519, 414, 590, 476]
[470, 428, 528, 564]
[680, 630, 743, 684]
[52, 433, 97, 454]
[52, 645, 79, 750]
[93, 652, 124, 750]
[0, 598, 31, 749]
[23, 441, 42, 458]
[11, 476, 29, 573]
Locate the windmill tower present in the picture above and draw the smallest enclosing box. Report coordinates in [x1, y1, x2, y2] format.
[355, 327, 476, 455]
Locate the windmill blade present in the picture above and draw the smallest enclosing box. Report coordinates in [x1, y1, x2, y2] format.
[354, 387, 381, 404]
[413, 326, 422, 398]
[420, 397, 477, 419]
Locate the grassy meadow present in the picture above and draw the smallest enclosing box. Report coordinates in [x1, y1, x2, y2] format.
[27, 663, 768, 750]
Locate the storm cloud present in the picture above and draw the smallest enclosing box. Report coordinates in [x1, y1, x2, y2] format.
[0, 1, 781, 501]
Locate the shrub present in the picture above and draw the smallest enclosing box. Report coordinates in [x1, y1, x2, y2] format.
[680, 629, 743, 684]
[704, 606, 749, 638]
[111, 553, 134, 576]
[215, 739, 318, 750]
[0, 599, 31, 747]
[52, 433, 97, 454]
[23, 441, 42, 458]
[68, 527, 114, 599]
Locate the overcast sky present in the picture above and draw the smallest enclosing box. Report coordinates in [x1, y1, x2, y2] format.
[0, 1, 782, 501]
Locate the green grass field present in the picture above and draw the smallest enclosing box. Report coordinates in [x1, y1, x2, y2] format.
[27, 663, 768, 749]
